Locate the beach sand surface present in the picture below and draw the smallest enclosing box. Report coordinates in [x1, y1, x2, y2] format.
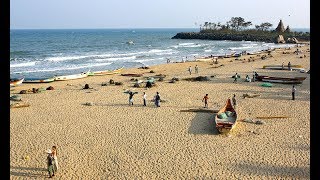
[10, 45, 310, 179]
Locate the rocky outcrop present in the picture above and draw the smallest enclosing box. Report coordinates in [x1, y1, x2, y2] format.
[276, 35, 285, 43]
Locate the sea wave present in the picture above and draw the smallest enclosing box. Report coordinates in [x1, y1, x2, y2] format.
[10, 61, 37, 68]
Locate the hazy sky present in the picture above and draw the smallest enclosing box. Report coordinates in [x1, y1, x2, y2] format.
[10, 0, 310, 29]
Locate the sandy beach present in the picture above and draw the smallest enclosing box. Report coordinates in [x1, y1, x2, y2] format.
[10, 44, 310, 179]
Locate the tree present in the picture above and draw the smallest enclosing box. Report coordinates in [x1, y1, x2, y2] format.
[227, 17, 252, 30]
[255, 22, 273, 31]
[284, 25, 291, 33]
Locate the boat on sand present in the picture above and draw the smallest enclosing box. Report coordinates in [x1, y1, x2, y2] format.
[215, 98, 238, 133]
[10, 77, 24, 86]
[256, 75, 307, 84]
[88, 67, 124, 76]
[23, 77, 55, 83]
[54, 71, 89, 81]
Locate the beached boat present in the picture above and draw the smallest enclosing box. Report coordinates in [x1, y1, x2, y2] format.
[54, 71, 89, 81]
[256, 75, 307, 84]
[262, 65, 304, 71]
[88, 67, 124, 76]
[23, 77, 55, 83]
[215, 98, 238, 133]
[10, 77, 24, 86]
[121, 73, 143, 77]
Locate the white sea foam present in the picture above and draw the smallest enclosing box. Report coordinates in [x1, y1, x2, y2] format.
[46, 55, 90, 62]
[10, 61, 36, 68]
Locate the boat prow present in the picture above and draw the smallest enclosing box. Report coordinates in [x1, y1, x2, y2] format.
[214, 98, 238, 133]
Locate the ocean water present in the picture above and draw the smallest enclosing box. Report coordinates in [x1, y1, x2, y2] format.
[10, 28, 301, 79]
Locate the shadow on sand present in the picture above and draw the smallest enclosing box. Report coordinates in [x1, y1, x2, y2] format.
[232, 161, 309, 179]
[10, 166, 47, 178]
[187, 111, 220, 135]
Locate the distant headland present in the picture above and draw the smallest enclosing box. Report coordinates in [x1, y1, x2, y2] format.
[172, 18, 310, 44]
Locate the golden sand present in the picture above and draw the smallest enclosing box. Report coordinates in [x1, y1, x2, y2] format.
[10, 44, 310, 179]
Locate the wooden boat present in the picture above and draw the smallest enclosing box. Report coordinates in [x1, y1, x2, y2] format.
[262, 64, 304, 71]
[121, 73, 143, 77]
[88, 67, 123, 76]
[215, 98, 238, 133]
[54, 71, 89, 81]
[23, 77, 55, 83]
[10, 77, 24, 86]
[256, 75, 307, 84]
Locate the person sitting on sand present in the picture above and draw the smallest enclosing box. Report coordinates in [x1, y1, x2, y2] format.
[233, 73, 239, 83]
[245, 75, 251, 82]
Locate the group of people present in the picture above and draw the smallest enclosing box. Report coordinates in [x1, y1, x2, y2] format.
[128, 91, 161, 107]
[46, 145, 59, 178]
[282, 61, 292, 71]
[188, 65, 199, 75]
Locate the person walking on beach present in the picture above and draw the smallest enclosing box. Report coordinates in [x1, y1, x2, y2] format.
[188, 66, 192, 75]
[233, 73, 239, 83]
[195, 65, 199, 74]
[154, 92, 161, 107]
[232, 94, 237, 108]
[202, 94, 209, 108]
[128, 91, 135, 105]
[288, 62, 292, 71]
[143, 92, 147, 106]
[282, 62, 285, 70]
[292, 85, 296, 100]
[52, 146, 59, 173]
[46, 149, 55, 178]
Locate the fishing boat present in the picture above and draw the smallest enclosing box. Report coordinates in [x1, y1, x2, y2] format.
[54, 71, 89, 81]
[121, 73, 143, 77]
[215, 98, 238, 133]
[262, 64, 304, 71]
[23, 77, 55, 83]
[256, 75, 307, 84]
[10, 77, 24, 86]
[88, 67, 124, 76]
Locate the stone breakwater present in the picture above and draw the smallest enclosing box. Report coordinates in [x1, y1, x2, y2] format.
[172, 32, 310, 43]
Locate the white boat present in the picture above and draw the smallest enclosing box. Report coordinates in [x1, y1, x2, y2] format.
[54, 71, 89, 81]
[87, 67, 124, 76]
[262, 65, 304, 71]
[10, 77, 24, 86]
[23, 77, 55, 83]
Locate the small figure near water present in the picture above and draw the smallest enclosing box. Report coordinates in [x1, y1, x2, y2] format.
[195, 65, 199, 74]
[288, 62, 292, 71]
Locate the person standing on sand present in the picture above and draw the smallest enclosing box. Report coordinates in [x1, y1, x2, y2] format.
[128, 91, 135, 105]
[233, 73, 239, 83]
[154, 92, 161, 107]
[188, 66, 192, 75]
[143, 92, 147, 106]
[232, 94, 237, 108]
[195, 65, 199, 74]
[292, 85, 296, 100]
[202, 94, 209, 108]
[288, 62, 292, 71]
[282, 62, 285, 70]
[52, 146, 59, 173]
[46, 149, 55, 178]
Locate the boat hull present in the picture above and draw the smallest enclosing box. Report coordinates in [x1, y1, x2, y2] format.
[23, 78, 55, 83]
[10, 78, 24, 86]
[54, 72, 89, 81]
[257, 76, 306, 84]
[214, 98, 237, 133]
[89, 67, 123, 76]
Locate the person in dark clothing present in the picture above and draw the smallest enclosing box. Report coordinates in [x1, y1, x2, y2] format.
[288, 62, 292, 71]
[202, 94, 209, 108]
[154, 92, 161, 107]
[292, 85, 296, 100]
[128, 91, 135, 105]
[232, 94, 237, 108]
[46, 149, 55, 178]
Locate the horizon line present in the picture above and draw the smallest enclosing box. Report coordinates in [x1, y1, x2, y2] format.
[10, 27, 310, 30]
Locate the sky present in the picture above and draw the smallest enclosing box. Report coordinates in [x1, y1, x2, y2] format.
[10, 0, 310, 29]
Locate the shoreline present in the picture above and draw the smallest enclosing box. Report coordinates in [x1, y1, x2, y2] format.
[10, 44, 310, 179]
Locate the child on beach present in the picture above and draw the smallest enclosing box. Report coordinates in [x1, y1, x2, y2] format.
[52, 146, 59, 173]
[202, 94, 209, 108]
[46, 149, 55, 178]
